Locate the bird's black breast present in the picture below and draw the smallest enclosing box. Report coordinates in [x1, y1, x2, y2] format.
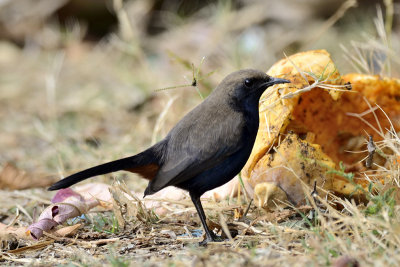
[175, 119, 258, 198]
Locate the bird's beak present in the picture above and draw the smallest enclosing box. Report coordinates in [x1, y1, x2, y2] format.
[259, 77, 290, 89]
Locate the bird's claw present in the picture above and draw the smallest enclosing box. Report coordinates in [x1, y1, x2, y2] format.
[199, 232, 224, 246]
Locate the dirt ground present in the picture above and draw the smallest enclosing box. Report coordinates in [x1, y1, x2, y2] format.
[1, 0, 400, 266]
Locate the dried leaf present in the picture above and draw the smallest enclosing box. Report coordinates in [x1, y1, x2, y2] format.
[0, 162, 56, 190]
[160, 229, 177, 240]
[27, 188, 99, 240]
[0, 222, 32, 245]
[54, 223, 82, 237]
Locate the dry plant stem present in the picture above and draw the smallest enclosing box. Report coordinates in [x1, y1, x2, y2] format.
[10, 191, 52, 205]
[6, 210, 20, 227]
[341, 43, 370, 74]
[305, 0, 357, 47]
[346, 99, 399, 180]
[44, 231, 120, 246]
[232, 220, 264, 235]
[154, 56, 215, 99]
[113, 0, 134, 41]
[151, 96, 178, 143]
[384, 0, 394, 37]
[241, 199, 253, 220]
[144, 197, 241, 211]
[6, 240, 55, 254]
[260, 58, 352, 113]
[375, 6, 392, 75]
[341, 6, 398, 76]
[363, 97, 384, 134]
[15, 204, 32, 223]
[0, 255, 40, 264]
[218, 212, 233, 242]
[183, 226, 193, 239]
[347, 113, 384, 140]
[366, 135, 376, 168]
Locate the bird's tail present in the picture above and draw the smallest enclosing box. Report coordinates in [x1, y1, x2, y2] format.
[48, 144, 163, 191]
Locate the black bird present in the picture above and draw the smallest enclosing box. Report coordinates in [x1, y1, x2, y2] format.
[49, 69, 290, 245]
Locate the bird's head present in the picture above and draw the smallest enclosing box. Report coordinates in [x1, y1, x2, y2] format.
[212, 69, 290, 108]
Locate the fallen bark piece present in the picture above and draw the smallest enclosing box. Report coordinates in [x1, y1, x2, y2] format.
[250, 133, 345, 208]
[243, 49, 346, 180]
[242, 49, 400, 209]
[6, 240, 55, 254]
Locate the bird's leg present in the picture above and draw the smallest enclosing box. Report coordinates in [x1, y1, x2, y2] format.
[189, 192, 223, 245]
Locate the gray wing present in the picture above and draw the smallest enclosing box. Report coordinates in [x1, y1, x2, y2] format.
[148, 101, 244, 193]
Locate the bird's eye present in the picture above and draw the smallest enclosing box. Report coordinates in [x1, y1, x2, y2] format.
[244, 79, 253, 87]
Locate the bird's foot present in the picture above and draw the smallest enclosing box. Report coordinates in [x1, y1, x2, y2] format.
[199, 232, 224, 246]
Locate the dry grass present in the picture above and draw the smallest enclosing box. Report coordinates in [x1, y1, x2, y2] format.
[1, 0, 400, 266]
